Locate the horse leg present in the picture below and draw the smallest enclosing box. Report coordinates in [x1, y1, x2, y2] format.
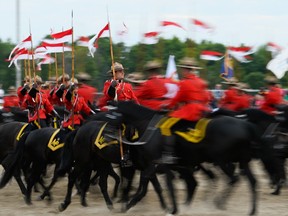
[25, 163, 45, 205]
[39, 164, 60, 201]
[14, 169, 27, 195]
[79, 168, 92, 207]
[149, 172, 167, 210]
[241, 163, 257, 216]
[119, 166, 136, 212]
[271, 157, 286, 195]
[108, 165, 120, 199]
[178, 168, 197, 205]
[214, 162, 239, 210]
[163, 166, 178, 215]
[98, 169, 114, 210]
[58, 168, 79, 212]
[126, 171, 149, 210]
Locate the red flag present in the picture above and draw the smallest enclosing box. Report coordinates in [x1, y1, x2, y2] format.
[41, 42, 72, 53]
[144, 31, 159, 38]
[192, 19, 213, 32]
[200, 51, 224, 61]
[94, 23, 109, 46]
[87, 23, 109, 57]
[50, 28, 73, 43]
[160, 21, 185, 30]
[76, 36, 90, 47]
[8, 35, 32, 60]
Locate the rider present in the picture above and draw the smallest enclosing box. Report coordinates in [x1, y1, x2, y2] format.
[61, 78, 95, 132]
[3, 86, 19, 112]
[260, 76, 283, 115]
[17, 76, 30, 107]
[97, 62, 139, 110]
[218, 77, 239, 111]
[158, 57, 210, 164]
[135, 60, 172, 111]
[76, 72, 97, 105]
[21, 75, 61, 130]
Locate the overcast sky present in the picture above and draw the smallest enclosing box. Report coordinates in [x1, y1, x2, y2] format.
[1, 0, 288, 48]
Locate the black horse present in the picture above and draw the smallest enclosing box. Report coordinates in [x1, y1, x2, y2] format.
[0, 126, 121, 205]
[0, 121, 28, 195]
[56, 112, 170, 213]
[242, 108, 288, 195]
[108, 101, 266, 216]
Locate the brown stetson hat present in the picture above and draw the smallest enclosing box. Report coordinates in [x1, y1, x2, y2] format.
[221, 77, 239, 85]
[76, 72, 92, 81]
[125, 72, 146, 84]
[143, 60, 162, 71]
[264, 76, 278, 85]
[177, 57, 202, 70]
[111, 62, 124, 71]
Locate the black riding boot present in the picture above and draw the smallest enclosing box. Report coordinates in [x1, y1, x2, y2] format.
[160, 136, 177, 164]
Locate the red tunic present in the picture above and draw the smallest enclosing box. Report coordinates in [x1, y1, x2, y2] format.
[219, 87, 239, 111]
[3, 95, 19, 111]
[98, 80, 139, 109]
[22, 92, 54, 122]
[77, 83, 97, 104]
[135, 75, 170, 111]
[168, 74, 209, 121]
[62, 93, 91, 128]
[260, 86, 283, 115]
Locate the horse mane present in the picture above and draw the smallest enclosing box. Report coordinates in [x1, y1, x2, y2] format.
[117, 101, 157, 121]
[243, 108, 275, 123]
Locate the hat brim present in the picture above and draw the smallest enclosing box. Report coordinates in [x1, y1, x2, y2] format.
[221, 81, 237, 85]
[125, 78, 146, 84]
[177, 65, 203, 70]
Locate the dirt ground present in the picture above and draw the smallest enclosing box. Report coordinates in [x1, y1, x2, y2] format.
[0, 160, 287, 216]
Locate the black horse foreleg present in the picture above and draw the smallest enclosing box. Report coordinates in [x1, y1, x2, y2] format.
[39, 164, 61, 201]
[179, 168, 197, 205]
[119, 166, 136, 212]
[98, 170, 114, 210]
[108, 166, 120, 199]
[58, 168, 79, 212]
[79, 168, 93, 207]
[126, 171, 149, 210]
[241, 163, 257, 216]
[164, 166, 178, 215]
[214, 162, 238, 210]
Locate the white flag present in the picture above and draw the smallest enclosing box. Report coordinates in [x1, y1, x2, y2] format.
[266, 49, 288, 79]
[165, 55, 178, 80]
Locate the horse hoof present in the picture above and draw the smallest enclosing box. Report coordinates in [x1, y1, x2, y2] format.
[107, 204, 114, 210]
[36, 195, 43, 201]
[58, 203, 67, 212]
[271, 190, 280, 195]
[24, 197, 32, 205]
[214, 197, 226, 210]
[81, 201, 88, 207]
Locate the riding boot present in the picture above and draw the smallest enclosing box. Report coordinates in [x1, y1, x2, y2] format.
[160, 136, 177, 164]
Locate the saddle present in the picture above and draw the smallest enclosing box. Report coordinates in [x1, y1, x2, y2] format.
[174, 118, 211, 143]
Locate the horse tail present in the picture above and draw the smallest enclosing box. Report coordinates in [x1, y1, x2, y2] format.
[57, 129, 77, 176]
[0, 131, 29, 188]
